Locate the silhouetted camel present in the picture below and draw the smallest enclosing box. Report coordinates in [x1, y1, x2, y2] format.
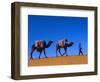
[30, 40, 53, 59]
[56, 39, 74, 56]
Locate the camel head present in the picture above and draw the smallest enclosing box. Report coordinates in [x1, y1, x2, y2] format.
[46, 40, 53, 48]
[70, 42, 74, 45]
[67, 42, 74, 47]
[48, 40, 53, 44]
[65, 38, 68, 42]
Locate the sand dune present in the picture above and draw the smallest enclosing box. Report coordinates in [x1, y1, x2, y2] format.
[28, 55, 87, 66]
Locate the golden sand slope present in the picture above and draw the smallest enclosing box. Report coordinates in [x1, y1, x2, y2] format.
[28, 55, 87, 66]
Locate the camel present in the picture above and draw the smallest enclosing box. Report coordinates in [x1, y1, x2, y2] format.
[56, 39, 74, 56]
[30, 40, 53, 59]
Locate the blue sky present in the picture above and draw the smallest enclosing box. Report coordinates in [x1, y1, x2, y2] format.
[28, 15, 88, 59]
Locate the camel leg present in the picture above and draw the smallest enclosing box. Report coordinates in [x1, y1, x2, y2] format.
[63, 47, 68, 56]
[30, 48, 35, 59]
[43, 49, 48, 58]
[56, 47, 58, 57]
[58, 48, 63, 56]
[39, 51, 42, 59]
[79, 52, 80, 56]
[56, 50, 58, 57]
[30, 51, 33, 59]
[30, 45, 36, 59]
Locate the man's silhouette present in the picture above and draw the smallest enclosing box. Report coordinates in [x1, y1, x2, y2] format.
[79, 43, 83, 55]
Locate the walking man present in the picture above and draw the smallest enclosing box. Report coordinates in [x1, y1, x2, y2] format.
[79, 43, 83, 55]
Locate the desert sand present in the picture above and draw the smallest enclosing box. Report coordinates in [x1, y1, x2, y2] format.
[28, 55, 87, 66]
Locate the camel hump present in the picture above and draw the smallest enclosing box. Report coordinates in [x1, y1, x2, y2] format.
[35, 40, 45, 48]
[58, 39, 66, 47]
